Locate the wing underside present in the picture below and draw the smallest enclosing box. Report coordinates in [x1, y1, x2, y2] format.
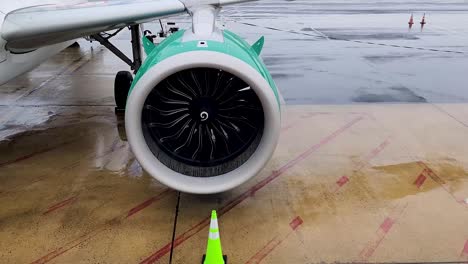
[1, 0, 252, 52]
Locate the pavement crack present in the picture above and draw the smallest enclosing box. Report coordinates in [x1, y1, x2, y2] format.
[169, 191, 181, 264]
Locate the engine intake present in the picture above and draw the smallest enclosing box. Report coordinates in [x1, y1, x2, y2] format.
[142, 67, 265, 177]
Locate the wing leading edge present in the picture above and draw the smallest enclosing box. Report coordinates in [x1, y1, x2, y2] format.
[1, 0, 253, 52]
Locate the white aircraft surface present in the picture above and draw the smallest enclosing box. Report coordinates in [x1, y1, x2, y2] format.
[0, 0, 245, 84]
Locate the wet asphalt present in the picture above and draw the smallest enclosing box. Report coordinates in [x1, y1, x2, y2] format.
[218, 0, 468, 104]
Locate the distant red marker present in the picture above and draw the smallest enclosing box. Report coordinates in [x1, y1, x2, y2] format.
[408, 14, 414, 28]
[420, 13, 427, 25]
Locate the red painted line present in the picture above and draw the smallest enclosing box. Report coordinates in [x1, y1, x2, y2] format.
[283, 112, 334, 131]
[126, 189, 172, 218]
[357, 138, 391, 170]
[417, 162, 467, 209]
[379, 217, 394, 233]
[461, 240, 468, 257]
[458, 199, 468, 210]
[0, 140, 76, 168]
[245, 236, 282, 264]
[336, 176, 350, 188]
[139, 116, 363, 264]
[369, 139, 391, 158]
[139, 218, 211, 264]
[333, 138, 391, 194]
[246, 216, 303, 264]
[413, 171, 427, 189]
[42, 196, 78, 215]
[31, 189, 170, 263]
[359, 228, 388, 259]
[30, 227, 107, 264]
[359, 204, 407, 261]
[289, 216, 303, 231]
[418, 162, 446, 185]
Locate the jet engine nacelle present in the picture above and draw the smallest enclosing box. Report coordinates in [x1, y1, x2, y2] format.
[125, 29, 281, 194]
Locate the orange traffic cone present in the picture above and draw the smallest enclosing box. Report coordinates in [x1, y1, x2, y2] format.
[420, 13, 426, 25]
[408, 14, 414, 27]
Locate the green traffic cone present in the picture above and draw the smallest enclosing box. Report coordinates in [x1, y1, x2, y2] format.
[202, 210, 227, 264]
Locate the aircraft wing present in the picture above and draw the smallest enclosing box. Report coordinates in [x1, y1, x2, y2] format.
[1, 0, 251, 52]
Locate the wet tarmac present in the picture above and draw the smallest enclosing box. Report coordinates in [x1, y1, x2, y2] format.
[1, 0, 468, 263]
[222, 0, 468, 104]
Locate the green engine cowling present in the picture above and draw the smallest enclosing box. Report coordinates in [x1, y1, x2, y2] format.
[125, 29, 281, 194]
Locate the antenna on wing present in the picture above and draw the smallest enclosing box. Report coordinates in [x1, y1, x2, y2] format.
[159, 19, 165, 35]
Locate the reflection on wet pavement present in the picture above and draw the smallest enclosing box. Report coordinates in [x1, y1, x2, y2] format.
[220, 0, 468, 105]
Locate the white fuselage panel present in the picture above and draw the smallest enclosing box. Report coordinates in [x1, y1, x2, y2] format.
[0, 0, 74, 85]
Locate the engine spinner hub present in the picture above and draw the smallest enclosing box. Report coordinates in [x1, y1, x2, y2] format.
[190, 96, 217, 123]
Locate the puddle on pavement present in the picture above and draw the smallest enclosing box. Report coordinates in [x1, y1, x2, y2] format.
[287, 161, 468, 222]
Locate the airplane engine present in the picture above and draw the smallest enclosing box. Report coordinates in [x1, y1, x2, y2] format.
[125, 30, 281, 194]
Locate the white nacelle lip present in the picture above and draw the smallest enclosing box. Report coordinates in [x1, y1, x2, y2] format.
[125, 51, 280, 194]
